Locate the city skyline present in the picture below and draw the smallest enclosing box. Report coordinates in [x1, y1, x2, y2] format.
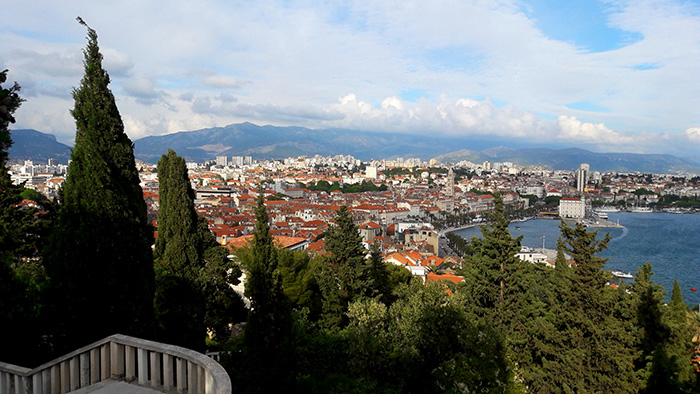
[4, 0, 700, 157]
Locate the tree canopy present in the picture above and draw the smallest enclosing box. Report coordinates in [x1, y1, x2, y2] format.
[44, 19, 155, 351]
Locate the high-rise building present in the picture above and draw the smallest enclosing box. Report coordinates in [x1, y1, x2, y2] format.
[575, 163, 589, 192]
[216, 155, 228, 167]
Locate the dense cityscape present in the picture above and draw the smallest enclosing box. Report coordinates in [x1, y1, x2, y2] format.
[5, 1, 700, 393]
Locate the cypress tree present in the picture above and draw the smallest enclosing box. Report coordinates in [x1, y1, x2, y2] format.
[153, 149, 206, 350]
[45, 19, 154, 350]
[243, 191, 295, 391]
[663, 279, 693, 390]
[153, 149, 244, 349]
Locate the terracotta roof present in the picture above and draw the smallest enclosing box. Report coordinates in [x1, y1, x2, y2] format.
[225, 234, 307, 250]
[426, 272, 465, 284]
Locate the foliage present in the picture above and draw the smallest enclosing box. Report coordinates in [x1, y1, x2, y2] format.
[154, 149, 245, 350]
[44, 20, 155, 352]
[241, 192, 296, 392]
[446, 231, 473, 256]
[318, 205, 375, 329]
[461, 193, 523, 321]
[302, 179, 387, 193]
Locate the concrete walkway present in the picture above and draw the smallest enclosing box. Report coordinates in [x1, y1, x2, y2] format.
[70, 380, 163, 394]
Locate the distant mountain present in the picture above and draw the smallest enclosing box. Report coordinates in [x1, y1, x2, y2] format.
[133, 122, 479, 163]
[10, 124, 700, 174]
[433, 147, 700, 174]
[8, 129, 72, 164]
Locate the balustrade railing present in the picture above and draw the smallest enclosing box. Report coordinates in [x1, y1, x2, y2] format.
[0, 334, 231, 394]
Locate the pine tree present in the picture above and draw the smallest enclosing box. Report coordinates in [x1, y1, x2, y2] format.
[319, 205, 373, 328]
[462, 193, 522, 320]
[44, 19, 154, 350]
[557, 220, 638, 392]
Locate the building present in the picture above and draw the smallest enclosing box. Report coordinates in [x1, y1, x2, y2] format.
[445, 168, 455, 197]
[575, 163, 589, 193]
[216, 155, 228, 167]
[559, 197, 585, 219]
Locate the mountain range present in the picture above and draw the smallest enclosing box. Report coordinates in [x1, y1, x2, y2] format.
[8, 129, 72, 164]
[8, 124, 700, 174]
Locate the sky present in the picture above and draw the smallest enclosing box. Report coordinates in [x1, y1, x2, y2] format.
[3, 0, 700, 159]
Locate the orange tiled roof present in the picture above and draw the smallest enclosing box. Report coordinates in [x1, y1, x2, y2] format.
[426, 272, 465, 284]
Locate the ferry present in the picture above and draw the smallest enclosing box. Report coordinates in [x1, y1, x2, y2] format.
[596, 207, 620, 213]
[594, 211, 608, 220]
[629, 206, 653, 213]
[612, 270, 634, 279]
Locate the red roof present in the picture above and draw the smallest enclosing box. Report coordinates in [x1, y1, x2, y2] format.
[426, 272, 465, 284]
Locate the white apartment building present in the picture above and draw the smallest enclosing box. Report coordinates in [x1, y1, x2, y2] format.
[559, 197, 585, 219]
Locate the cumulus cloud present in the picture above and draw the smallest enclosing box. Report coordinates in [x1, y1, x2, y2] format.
[685, 127, 700, 141]
[189, 94, 343, 122]
[121, 74, 168, 105]
[330, 93, 548, 138]
[556, 115, 634, 144]
[101, 48, 135, 77]
[10, 49, 82, 78]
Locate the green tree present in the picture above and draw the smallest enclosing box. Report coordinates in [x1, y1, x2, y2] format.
[318, 205, 373, 329]
[461, 193, 522, 321]
[242, 192, 295, 391]
[557, 220, 638, 392]
[44, 19, 154, 351]
[0, 70, 54, 365]
[155, 150, 245, 349]
[153, 149, 206, 350]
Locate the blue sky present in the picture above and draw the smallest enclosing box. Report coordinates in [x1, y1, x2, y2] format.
[3, 0, 700, 159]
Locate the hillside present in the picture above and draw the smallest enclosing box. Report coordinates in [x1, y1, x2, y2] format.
[132, 122, 474, 163]
[432, 146, 700, 174]
[8, 129, 72, 164]
[9, 124, 700, 173]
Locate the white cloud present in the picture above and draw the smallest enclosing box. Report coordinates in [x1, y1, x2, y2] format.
[201, 75, 242, 89]
[685, 127, 700, 142]
[556, 115, 634, 144]
[5, 0, 700, 157]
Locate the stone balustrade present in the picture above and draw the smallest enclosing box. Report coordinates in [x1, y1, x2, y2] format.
[0, 334, 231, 394]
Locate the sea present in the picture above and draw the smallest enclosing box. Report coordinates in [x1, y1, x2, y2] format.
[454, 212, 700, 306]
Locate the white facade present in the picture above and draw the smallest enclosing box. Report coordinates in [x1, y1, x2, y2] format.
[559, 197, 585, 218]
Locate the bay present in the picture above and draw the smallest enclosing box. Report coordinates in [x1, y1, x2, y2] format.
[453, 212, 700, 306]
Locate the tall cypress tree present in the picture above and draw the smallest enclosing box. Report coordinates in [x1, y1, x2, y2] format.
[243, 191, 295, 391]
[45, 19, 154, 350]
[153, 149, 206, 350]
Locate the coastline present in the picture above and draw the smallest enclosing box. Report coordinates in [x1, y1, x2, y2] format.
[440, 216, 538, 236]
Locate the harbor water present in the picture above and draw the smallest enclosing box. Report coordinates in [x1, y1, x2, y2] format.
[454, 212, 700, 306]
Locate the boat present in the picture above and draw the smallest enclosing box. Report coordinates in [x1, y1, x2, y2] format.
[629, 206, 653, 213]
[594, 212, 608, 220]
[611, 270, 634, 279]
[596, 207, 620, 213]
